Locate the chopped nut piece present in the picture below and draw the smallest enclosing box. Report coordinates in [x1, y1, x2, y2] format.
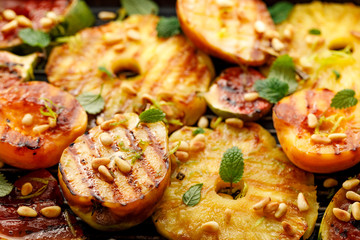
[16, 15, 32, 27]
[310, 134, 331, 144]
[40, 206, 61, 218]
[92, 157, 111, 169]
[328, 133, 347, 141]
[342, 178, 360, 190]
[115, 157, 131, 173]
[198, 116, 209, 128]
[244, 92, 259, 102]
[17, 206, 37, 217]
[274, 203, 288, 218]
[175, 151, 189, 162]
[307, 113, 318, 128]
[21, 182, 33, 196]
[323, 178, 338, 188]
[282, 221, 296, 236]
[346, 191, 360, 202]
[333, 208, 351, 222]
[3, 9, 17, 21]
[254, 20, 266, 34]
[225, 118, 244, 129]
[98, 165, 114, 182]
[33, 124, 50, 134]
[352, 202, 360, 220]
[201, 221, 219, 232]
[297, 192, 309, 211]
[22, 113, 33, 126]
[98, 11, 117, 20]
[1, 20, 18, 33]
[252, 196, 271, 210]
[100, 132, 113, 146]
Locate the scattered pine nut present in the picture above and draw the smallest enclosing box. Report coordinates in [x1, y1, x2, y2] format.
[323, 178, 338, 188]
[39, 17, 53, 28]
[21, 182, 33, 196]
[283, 24, 294, 39]
[254, 20, 266, 34]
[98, 11, 117, 20]
[115, 157, 131, 173]
[216, 0, 233, 7]
[189, 140, 205, 152]
[224, 208, 232, 223]
[114, 43, 125, 52]
[46, 11, 58, 22]
[16, 15, 32, 27]
[22, 113, 33, 126]
[17, 206, 37, 217]
[127, 29, 141, 41]
[333, 208, 351, 222]
[342, 178, 360, 190]
[96, 116, 105, 125]
[198, 116, 209, 128]
[297, 192, 309, 212]
[100, 132, 113, 146]
[3, 9, 17, 21]
[92, 157, 111, 169]
[310, 134, 331, 144]
[100, 119, 117, 130]
[272, 38, 285, 52]
[264, 202, 279, 214]
[1, 20, 18, 33]
[274, 203, 288, 218]
[346, 191, 360, 202]
[40, 206, 61, 218]
[177, 141, 189, 152]
[33, 124, 50, 134]
[252, 196, 271, 210]
[264, 29, 279, 39]
[307, 113, 318, 128]
[201, 221, 219, 233]
[328, 133, 347, 141]
[48, 117, 57, 128]
[175, 151, 189, 162]
[225, 118, 244, 129]
[244, 92, 259, 102]
[352, 202, 360, 220]
[103, 33, 124, 45]
[98, 165, 114, 182]
[282, 221, 296, 236]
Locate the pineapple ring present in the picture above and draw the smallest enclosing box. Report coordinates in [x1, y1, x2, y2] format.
[46, 15, 214, 132]
[153, 123, 318, 239]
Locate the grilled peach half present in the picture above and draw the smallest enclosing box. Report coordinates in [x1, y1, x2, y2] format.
[0, 81, 87, 169]
[273, 88, 360, 173]
[59, 113, 170, 231]
[177, 0, 276, 65]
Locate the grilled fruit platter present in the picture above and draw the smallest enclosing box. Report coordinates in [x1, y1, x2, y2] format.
[59, 113, 170, 231]
[153, 123, 318, 239]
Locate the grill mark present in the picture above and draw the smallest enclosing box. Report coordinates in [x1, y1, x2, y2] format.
[143, 125, 168, 170]
[108, 167, 125, 204]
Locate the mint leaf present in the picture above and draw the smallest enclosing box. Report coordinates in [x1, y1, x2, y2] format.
[120, 0, 159, 15]
[309, 28, 321, 35]
[157, 17, 181, 38]
[219, 147, 244, 184]
[0, 173, 13, 197]
[77, 92, 105, 115]
[18, 28, 50, 48]
[268, 1, 294, 24]
[268, 54, 297, 94]
[333, 70, 341, 80]
[254, 77, 289, 104]
[98, 66, 115, 78]
[182, 183, 203, 206]
[139, 108, 166, 123]
[330, 89, 358, 109]
[192, 128, 205, 136]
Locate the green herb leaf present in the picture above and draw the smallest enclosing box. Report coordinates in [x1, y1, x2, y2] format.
[182, 183, 203, 206]
[192, 128, 205, 136]
[77, 92, 105, 115]
[333, 70, 341, 80]
[18, 28, 50, 48]
[156, 17, 181, 38]
[268, 1, 294, 24]
[219, 147, 244, 184]
[0, 173, 13, 197]
[330, 89, 358, 109]
[139, 108, 166, 123]
[268, 54, 297, 93]
[98, 66, 115, 78]
[254, 77, 289, 104]
[120, 0, 159, 15]
[309, 28, 321, 35]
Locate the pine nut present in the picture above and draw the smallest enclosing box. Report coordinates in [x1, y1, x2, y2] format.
[115, 157, 131, 173]
[17, 206, 37, 217]
[328, 133, 347, 141]
[311, 134, 331, 144]
[127, 29, 141, 41]
[343, 178, 360, 190]
[22, 113, 33, 126]
[264, 29, 279, 39]
[252, 196, 271, 210]
[198, 116, 209, 128]
[307, 113, 318, 128]
[175, 151, 189, 162]
[225, 118, 244, 129]
[98, 11, 117, 20]
[96, 117, 105, 125]
[40, 206, 61, 218]
[201, 221, 219, 232]
[346, 191, 360, 202]
[282, 221, 296, 236]
[1, 20, 18, 33]
[275, 203, 288, 218]
[193, 133, 206, 143]
[254, 20, 266, 34]
[177, 141, 189, 152]
[333, 208, 351, 222]
[283, 24, 294, 39]
[297, 192, 309, 212]
[40, 17, 53, 28]
[244, 92, 259, 102]
[352, 202, 360, 220]
[100, 119, 117, 130]
[16, 15, 32, 27]
[100, 132, 113, 146]
[33, 124, 50, 134]
[189, 141, 205, 152]
[264, 202, 279, 214]
[98, 165, 114, 182]
[103, 33, 124, 45]
[48, 117, 57, 128]
[224, 209, 232, 223]
[3, 9, 17, 21]
[216, 0, 233, 7]
[92, 157, 111, 169]
[323, 178, 338, 188]
[272, 38, 285, 51]
[114, 43, 125, 52]
[46, 11, 58, 22]
[21, 182, 33, 196]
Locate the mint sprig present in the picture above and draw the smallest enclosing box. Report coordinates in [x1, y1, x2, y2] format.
[330, 89, 358, 109]
[254, 77, 289, 104]
[156, 17, 182, 38]
[268, 1, 294, 24]
[192, 128, 205, 136]
[18, 28, 50, 48]
[139, 108, 166, 124]
[77, 87, 105, 115]
[219, 147, 244, 193]
[309, 28, 321, 35]
[120, 0, 159, 15]
[182, 183, 203, 207]
[0, 173, 13, 197]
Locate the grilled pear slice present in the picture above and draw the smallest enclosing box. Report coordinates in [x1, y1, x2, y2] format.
[0, 81, 87, 169]
[153, 123, 318, 239]
[273, 88, 360, 173]
[46, 15, 214, 132]
[177, 0, 276, 65]
[59, 113, 170, 231]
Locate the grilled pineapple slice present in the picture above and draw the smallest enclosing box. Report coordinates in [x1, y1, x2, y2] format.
[153, 123, 318, 239]
[177, 0, 276, 66]
[46, 15, 214, 132]
[277, 2, 360, 91]
[59, 113, 170, 231]
[0, 81, 87, 169]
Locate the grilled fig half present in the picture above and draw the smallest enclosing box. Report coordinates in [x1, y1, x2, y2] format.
[204, 67, 272, 121]
[59, 113, 170, 231]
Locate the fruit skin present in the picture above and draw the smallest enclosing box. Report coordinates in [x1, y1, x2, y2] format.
[0, 81, 87, 169]
[59, 113, 170, 231]
[153, 123, 318, 239]
[177, 0, 275, 66]
[204, 67, 272, 121]
[273, 88, 360, 173]
[46, 14, 214, 132]
[319, 175, 360, 240]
